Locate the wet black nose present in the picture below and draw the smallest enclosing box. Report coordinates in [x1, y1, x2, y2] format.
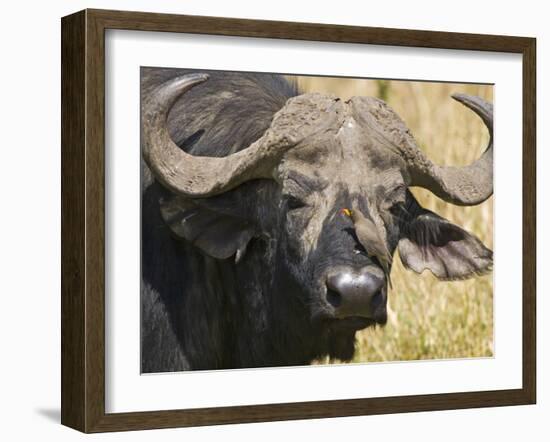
[326, 268, 386, 322]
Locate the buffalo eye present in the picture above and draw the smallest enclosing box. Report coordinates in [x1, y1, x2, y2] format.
[285, 194, 308, 211]
[389, 201, 407, 219]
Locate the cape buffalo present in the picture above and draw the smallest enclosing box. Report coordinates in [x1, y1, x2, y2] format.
[141, 68, 493, 372]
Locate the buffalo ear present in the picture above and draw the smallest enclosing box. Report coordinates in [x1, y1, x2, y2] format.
[159, 195, 256, 262]
[397, 195, 492, 280]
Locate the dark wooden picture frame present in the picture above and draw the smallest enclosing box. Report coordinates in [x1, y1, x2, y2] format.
[61, 9, 536, 433]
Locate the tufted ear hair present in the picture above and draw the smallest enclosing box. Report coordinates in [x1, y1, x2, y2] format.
[159, 195, 257, 263]
[397, 192, 493, 281]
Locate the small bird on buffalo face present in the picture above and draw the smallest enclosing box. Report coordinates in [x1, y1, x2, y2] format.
[342, 208, 393, 288]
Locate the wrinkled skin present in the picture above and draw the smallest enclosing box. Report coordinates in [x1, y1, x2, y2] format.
[141, 69, 493, 372]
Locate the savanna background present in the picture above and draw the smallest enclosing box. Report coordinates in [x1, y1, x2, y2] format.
[289, 75, 494, 363]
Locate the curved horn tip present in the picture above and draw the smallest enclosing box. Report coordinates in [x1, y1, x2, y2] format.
[149, 73, 210, 114]
[451, 92, 492, 110]
[407, 92, 493, 205]
[187, 72, 210, 83]
[451, 92, 469, 101]
[169, 72, 209, 91]
[450, 92, 493, 130]
[451, 92, 476, 105]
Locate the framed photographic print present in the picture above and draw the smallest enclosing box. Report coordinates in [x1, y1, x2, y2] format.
[61, 9, 536, 433]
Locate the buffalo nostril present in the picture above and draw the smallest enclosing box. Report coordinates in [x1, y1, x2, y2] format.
[369, 289, 388, 324]
[326, 288, 342, 308]
[370, 289, 384, 310]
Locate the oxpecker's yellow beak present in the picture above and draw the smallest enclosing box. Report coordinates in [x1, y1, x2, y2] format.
[341, 208, 352, 217]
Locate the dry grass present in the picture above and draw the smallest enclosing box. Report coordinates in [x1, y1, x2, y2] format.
[293, 75, 494, 363]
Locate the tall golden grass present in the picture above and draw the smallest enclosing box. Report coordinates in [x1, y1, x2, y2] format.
[293, 75, 494, 363]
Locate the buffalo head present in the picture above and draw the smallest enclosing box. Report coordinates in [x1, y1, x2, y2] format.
[142, 73, 493, 352]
